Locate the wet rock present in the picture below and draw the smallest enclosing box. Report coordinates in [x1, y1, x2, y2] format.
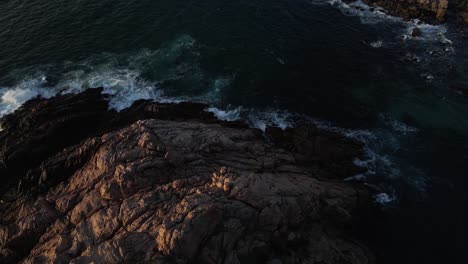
[359, 0, 450, 24]
[0, 88, 112, 194]
[411, 27, 423, 37]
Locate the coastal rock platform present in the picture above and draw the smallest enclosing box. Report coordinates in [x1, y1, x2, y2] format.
[0, 89, 374, 264]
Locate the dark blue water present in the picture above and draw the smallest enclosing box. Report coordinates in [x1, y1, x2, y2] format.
[1, 0, 467, 263]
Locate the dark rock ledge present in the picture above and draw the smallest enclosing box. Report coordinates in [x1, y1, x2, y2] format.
[0, 88, 374, 264]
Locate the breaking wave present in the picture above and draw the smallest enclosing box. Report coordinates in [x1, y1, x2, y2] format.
[0, 76, 54, 116]
[0, 70, 427, 207]
[209, 104, 427, 206]
[0, 35, 232, 115]
[0, 34, 430, 206]
[208, 106, 293, 131]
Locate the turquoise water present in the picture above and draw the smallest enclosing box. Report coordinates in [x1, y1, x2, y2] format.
[0, 0, 467, 262]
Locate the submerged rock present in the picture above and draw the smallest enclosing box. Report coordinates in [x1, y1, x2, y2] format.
[411, 27, 423, 37]
[0, 89, 374, 263]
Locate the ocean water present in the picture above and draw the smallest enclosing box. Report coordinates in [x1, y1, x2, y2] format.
[0, 0, 467, 263]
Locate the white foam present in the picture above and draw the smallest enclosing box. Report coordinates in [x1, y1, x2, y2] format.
[207, 106, 242, 122]
[0, 69, 425, 206]
[56, 68, 167, 111]
[0, 33, 430, 207]
[386, 119, 419, 135]
[375, 192, 396, 205]
[327, 0, 402, 24]
[327, 0, 453, 45]
[304, 114, 428, 204]
[208, 106, 293, 131]
[0, 35, 210, 116]
[369, 40, 383, 48]
[0, 75, 55, 116]
[420, 73, 434, 82]
[246, 110, 292, 131]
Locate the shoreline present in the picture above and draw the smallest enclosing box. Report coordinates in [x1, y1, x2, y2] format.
[341, 0, 467, 36]
[0, 88, 376, 263]
[0, 2, 466, 262]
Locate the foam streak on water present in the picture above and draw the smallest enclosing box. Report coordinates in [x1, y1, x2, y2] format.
[208, 106, 293, 130]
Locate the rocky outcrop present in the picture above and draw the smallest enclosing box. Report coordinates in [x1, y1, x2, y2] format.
[0, 88, 218, 195]
[361, 0, 449, 23]
[357, 0, 467, 26]
[0, 89, 374, 263]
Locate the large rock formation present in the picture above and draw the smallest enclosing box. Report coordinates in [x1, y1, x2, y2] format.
[361, 0, 449, 23]
[0, 89, 374, 263]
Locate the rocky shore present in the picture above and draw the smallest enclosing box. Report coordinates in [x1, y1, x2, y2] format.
[346, 0, 467, 26]
[0, 89, 375, 263]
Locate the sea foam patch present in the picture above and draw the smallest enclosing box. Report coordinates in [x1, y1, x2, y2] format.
[209, 105, 427, 204]
[0, 75, 55, 116]
[0, 69, 170, 116]
[0, 35, 225, 116]
[56, 68, 166, 111]
[375, 192, 397, 205]
[208, 106, 293, 131]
